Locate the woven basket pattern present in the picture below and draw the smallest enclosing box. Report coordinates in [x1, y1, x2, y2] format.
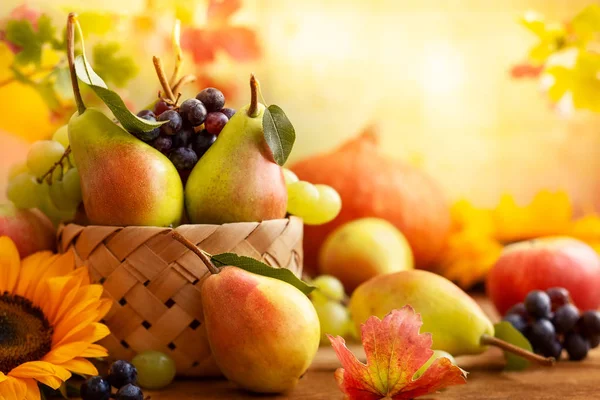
[57, 217, 303, 377]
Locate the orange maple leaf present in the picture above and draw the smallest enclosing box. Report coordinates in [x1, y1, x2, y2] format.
[329, 306, 467, 400]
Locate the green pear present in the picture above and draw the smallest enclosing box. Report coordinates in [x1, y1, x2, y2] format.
[69, 108, 184, 226]
[202, 266, 320, 393]
[185, 76, 287, 224]
[349, 270, 494, 356]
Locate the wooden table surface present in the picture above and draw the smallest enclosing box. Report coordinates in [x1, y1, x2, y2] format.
[88, 297, 600, 399]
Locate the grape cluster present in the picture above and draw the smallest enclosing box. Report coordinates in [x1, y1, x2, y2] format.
[309, 275, 358, 344]
[81, 360, 143, 400]
[134, 87, 234, 180]
[503, 287, 600, 361]
[6, 125, 81, 224]
[283, 168, 342, 225]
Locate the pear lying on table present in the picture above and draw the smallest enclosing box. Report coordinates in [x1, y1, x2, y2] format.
[202, 266, 320, 393]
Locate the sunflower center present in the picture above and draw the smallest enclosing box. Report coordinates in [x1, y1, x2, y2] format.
[0, 292, 53, 373]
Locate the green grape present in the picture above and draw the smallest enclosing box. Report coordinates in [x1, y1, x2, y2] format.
[282, 168, 299, 185]
[132, 350, 176, 390]
[7, 173, 41, 209]
[312, 275, 345, 302]
[62, 168, 83, 205]
[7, 162, 28, 181]
[286, 181, 319, 217]
[314, 301, 350, 344]
[303, 184, 342, 225]
[309, 290, 329, 307]
[52, 125, 70, 148]
[413, 350, 456, 379]
[344, 318, 360, 341]
[49, 180, 80, 211]
[38, 190, 76, 226]
[27, 140, 65, 178]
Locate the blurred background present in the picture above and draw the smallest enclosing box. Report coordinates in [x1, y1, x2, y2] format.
[2, 0, 598, 208]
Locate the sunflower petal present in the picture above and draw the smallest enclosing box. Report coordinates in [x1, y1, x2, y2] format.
[55, 322, 110, 347]
[0, 373, 6, 383]
[0, 236, 21, 294]
[22, 254, 59, 300]
[41, 276, 76, 324]
[31, 251, 75, 306]
[9, 361, 71, 390]
[80, 344, 109, 358]
[0, 376, 27, 400]
[68, 266, 91, 285]
[14, 252, 53, 297]
[23, 379, 40, 400]
[42, 342, 91, 365]
[96, 298, 113, 320]
[58, 358, 98, 376]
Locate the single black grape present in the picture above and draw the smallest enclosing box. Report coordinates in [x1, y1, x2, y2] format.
[580, 310, 600, 337]
[524, 290, 552, 319]
[506, 303, 528, 319]
[107, 360, 138, 389]
[134, 113, 160, 142]
[205, 112, 228, 135]
[169, 147, 198, 170]
[193, 131, 217, 158]
[154, 100, 171, 115]
[172, 126, 195, 148]
[196, 87, 225, 112]
[180, 98, 207, 126]
[590, 335, 600, 349]
[546, 287, 570, 311]
[529, 318, 555, 347]
[157, 110, 182, 135]
[220, 107, 236, 119]
[504, 313, 528, 334]
[80, 376, 111, 400]
[552, 304, 580, 333]
[152, 135, 172, 154]
[540, 338, 563, 359]
[564, 333, 590, 361]
[115, 383, 144, 400]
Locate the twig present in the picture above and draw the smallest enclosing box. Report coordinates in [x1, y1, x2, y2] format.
[0, 66, 57, 88]
[38, 147, 71, 184]
[480, 334, 555, 366]
[172, 74, 197, 95]
[169, 20, 183, 88]
[171, 231, 220, 274]
[153, 56, 175, 102]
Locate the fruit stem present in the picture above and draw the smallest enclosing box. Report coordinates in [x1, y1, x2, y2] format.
[153, 56, 175, 102]
[247, 74, 260, 117]
[66, 13, 86, 115]
[480, 334, 555, 367]
[172, 74, 196, 95]
[169, 20, 182, 88]
[38, 147, 71, 183]
[171, 231, 220, 274]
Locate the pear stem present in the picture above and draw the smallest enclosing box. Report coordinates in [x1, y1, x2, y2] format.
[171, 231, 220, 274]
[247, 74, 260, 117]
[153, 56, 175, 102]
[66, 13, 86, 115]
[480, 334, 555, 366]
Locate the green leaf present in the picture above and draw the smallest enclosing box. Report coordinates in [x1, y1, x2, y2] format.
[78, 12, 114, 36]
[5, 19, 41, 65]
[92, 42, 139, 88]
[262, 105, 296, 166]
[211, 253, 314, 295]
[74, 55, 163, 133]
[494, 321, 532, 371]
[37, 15, 56, 43]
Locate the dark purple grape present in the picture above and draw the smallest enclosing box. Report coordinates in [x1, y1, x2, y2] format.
[220, 107, 236, 119]
[590, 335, 600, 349]
[169, 147, 198, 170]
[529, 318, 555, 347]
[115, 383, 143, 400]
[580, 310, 600, 337]
[180, 98, 207, 126]
[158, 110, 182, 135]
[564, 333, 590, 361]
[552, 304, 580, 333]
[107, 360, 137, 389]
[525, 290, 552, 319]
[196, 87, 225, 112]
[546, 287, 570, 311]
[152, 135, 172, 154]
[172, 126, 195, 148]
[192, 131, 217, 158]
[504, 313, 528, 334]
[205, 112, 228, 135]
[154, 100, 171, 115]
[506, 303, 528, 319]
[540, 338, 562, 359]
[134, 112, 160, 142]
[80, 376, 111, 400]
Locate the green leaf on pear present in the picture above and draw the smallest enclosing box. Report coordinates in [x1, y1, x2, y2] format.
[494, 321, 533, 371]
[74, 54, 164, 133]
[211, 252, 314, 295]
[262, 105, 296, 166]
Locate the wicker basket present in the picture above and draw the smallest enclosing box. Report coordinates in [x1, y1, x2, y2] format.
[57, 217, 303, 377]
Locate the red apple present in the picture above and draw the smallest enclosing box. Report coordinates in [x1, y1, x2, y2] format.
[0, 203, 56, 257]
[486, 236, 600, 315]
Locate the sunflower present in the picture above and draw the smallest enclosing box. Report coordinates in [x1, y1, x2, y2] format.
[0, 236, 112, 400]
